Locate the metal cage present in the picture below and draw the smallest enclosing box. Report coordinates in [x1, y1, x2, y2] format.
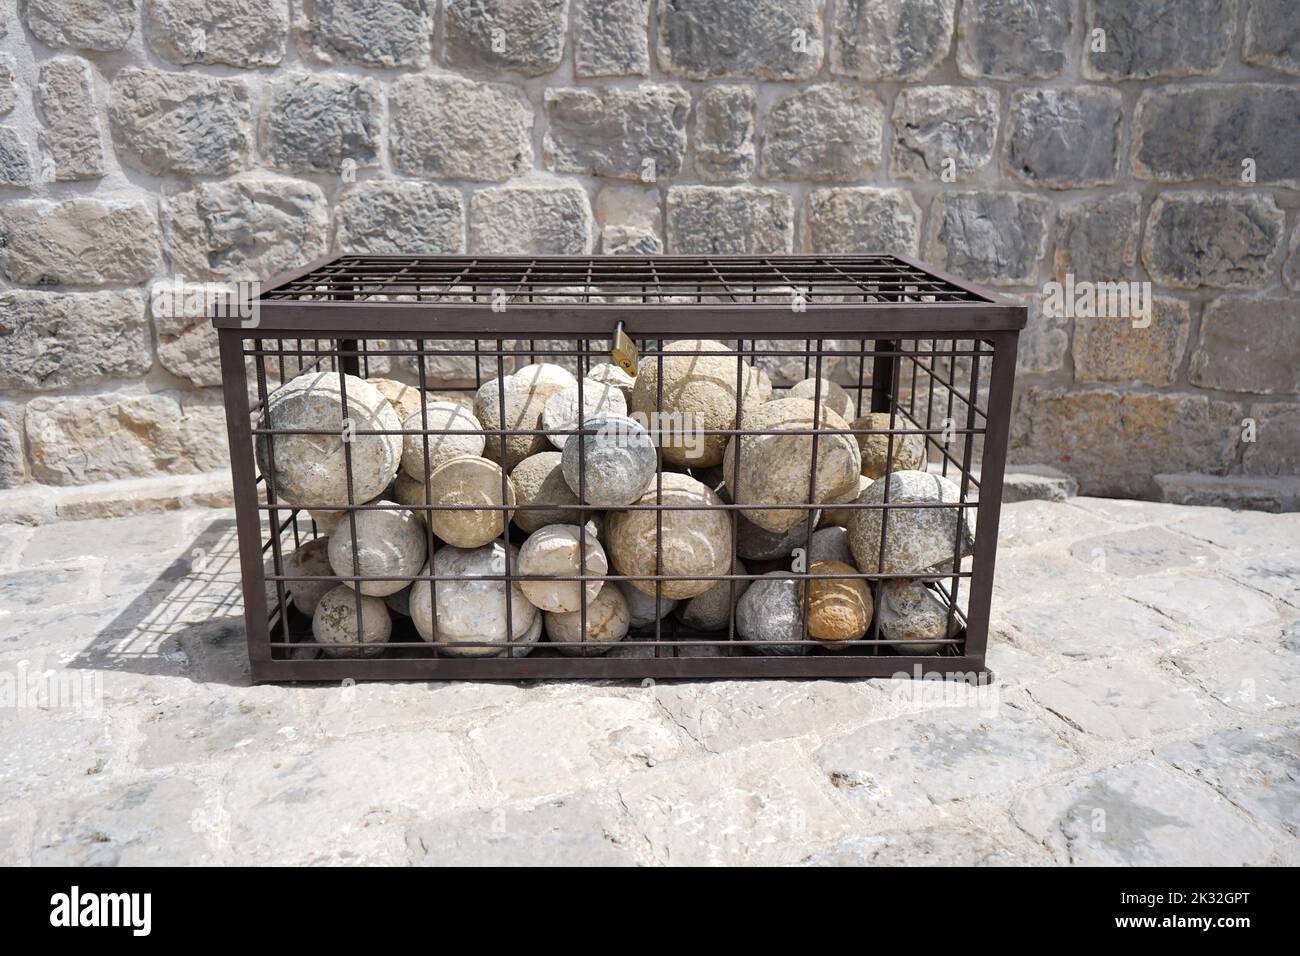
[215, 254, 1025, 682]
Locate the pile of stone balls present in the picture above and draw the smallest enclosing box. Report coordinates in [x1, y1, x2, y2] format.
[259, 340, 974, 659]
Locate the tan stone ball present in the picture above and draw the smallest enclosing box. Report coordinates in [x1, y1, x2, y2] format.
[789, 377, 856, 421]
[723, 398, 862, 534]
[586, 361, 636, 403]
[367, 377, 425, 421]
[509, 451, 582, 533]
[475, 363, 574, 471]
[425, 455, 514, 548]
[285, 536, 335, 616]
[400, 401, 486, 479]
[852, 413, 928, 479]
[327, 505, 427, 597]
[799, 560, 873, 646]
[517, 523, 608, 613]
[312, 585, 391, 658]
[393, 472, 431, 523]
[819, 474, 873, 527]
[607, 472, 734, 600]
[544, 583, 630, 656]
[409, 543, 539, 657]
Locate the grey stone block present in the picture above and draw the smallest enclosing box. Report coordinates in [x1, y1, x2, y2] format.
[760, 84, 884, 180]
[1073, 296, 1189, 387]
[805, 187, 921, 257]
[957, 0, 1071, 79]
[925, 190, 1049, 285]
[295, 0, 432, 67]
[391, 75, 533, 182]
[0, 127, 32, 187]
[27, 0, 136, 51]
[544, 86, 689, 180]
[830, 0, 955, 80]
[1142, 192, 1285, 289]
[666, 185, 793, 254]
[469, 183, 595, 255]
[0, 199, 163, 286]
[1084, 0, 1235, 79]
[1189, 296, 1300, 394]
[146, 0, 290, 67]
[335, 180, 464, 255]
[1005, 88, 1122, 188]
[1053, 193, 1140, 282]
[574, 0, 650, 76]
[37, 58, 105, 182]
[658, 0, 824, 79]
[1243, 0, 1300, 75]
[445, 0, 568, 76]
[0, 290, 150, 390]
[692, 85, 756, 181]
[890, 85, 998, 181]
[261, 73, 381, 175]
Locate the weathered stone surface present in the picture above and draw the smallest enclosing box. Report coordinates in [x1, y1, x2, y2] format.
[890, 85, 997, 181]
[666, 185, 793, 254]
[924, 191, 1049, 286]
[0, 404, 26, 487]
[1286, 223, 1300, 291]
[1142, 193, 1285, 289]
[806, 188, 921, 257]
[146, 0, 289, 67]
[1014, 760, 1272, 866]
[295, 0, 431, 67]
[25, 392, 227, 485]
[0, 55, 15, 115]
[261, 73, 380, 175]
[1156, 472, 1300, 512]
[469, 184, 595, 255]
[1030, 659, 1218, 739]
[1085, 0, 1235, 79]
[27, 0, 136, 51]
[1243, 0, 1300, 75]
[545, 86, 688, 180]
[957, 0, 1070, 79]
[1011, 388, 1240, 498]
[109, 67, 252, 176]
[803, 828, 1024, 866]
[1121, 575, 1279, 639]
[575, 0, 649, 76]
[162, 177, 328, 281]
[1189, 296, 1299, 394]
[760, 85, 883, 180]
[0, 199, 163, 286]
[658, 0, 823, 79]
[1067, 524, 1217, 577]
[149, 281, 232, 386]
[691, 85, 755, 181]
[1172, 508, 1300, 553]
[0, 127, 31, 186]
[1054, 193, 1140, 282]
[1002, 465, 1078, 504]
[0, 291, 150, 390]
[1174, 632, 1300, 714]
[391, 75, 533, 182]
[1219, 550, 1300, 609]
[37, 58, 105, 181]
[1073, 297, 1190, 387]
[445, 0, 568, 76]
[595, 186, 661, 255]
[1159, 725, 1300, 835]
[1016, 296, 1068, 373]
[1005, 88, 1121, 188]
[1134, 85, 1300, 186]
[335, 180, 463, 255]
[847, 470, 973, 575]
[1243, 402, 1300, 477]
[831, 0, 955, 80]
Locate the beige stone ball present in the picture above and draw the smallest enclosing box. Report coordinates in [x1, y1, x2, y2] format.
[400, 401, 485, 479]
[475, 363, 574, 471]
[789, 377, 856, 421]
[800, 560, 873, 647]
[409, 543, 539, 657]
[327, 505, 427, 597]
[285, 537, 335, 616]
[607, 472, 734, 600]
[852, 413, 928, 479]
[878, 579, 959, 654]
[425, 455, 514, 548]
[367, 377, 425, 422]
[509, 452, 583, 533]
[517, 524, 608, 613]
[586, 362, 636, 403]
[819, 474, 873, 527]
[723, 398, 862, 534]
[312, 585, 391, 658]
[544, 583, 630, 656]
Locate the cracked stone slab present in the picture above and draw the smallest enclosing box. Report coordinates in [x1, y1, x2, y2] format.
[1170, 630, 1300, 715]
[1067, 526, 1219, 576]
[1119, 576, 1279, 639]
[1171, 510, 1300, 555]
[135, 685, 317, 770]
[1027, 659, 1219, 739]
[997, 499, 1112, 549]
[1217, 553, 1300, 609]
[800, 826, 1027, 866]
[1014, 759, 1273, 866]
[991, 549, 1106, 608]
[1002, 593, 1187, 660]
[306, 680, 527, 738]
[814, 705, 1075, 816]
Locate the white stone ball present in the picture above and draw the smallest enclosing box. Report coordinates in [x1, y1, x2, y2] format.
[256, 372, 402, 508]
[735, 572, 807, 656]
[617, 580, 677, 629]
[400, 401, 485, 479]
[425, 455, 515, 549]
[789, 377, 857, 421]
[847, 470, 975, 575]
[517, 524, 608, 613]
[509, 452, 582, 533]
[327, 505, 426, 597]
[561, 413, 657, 506]
[312, 585, 392, 658]
[475, 365, 572, 471]
[543, 378, 629, 450]
[409, 543, 539, 657]
[285, 536, 334, 616]
[544, 583, 630, 656]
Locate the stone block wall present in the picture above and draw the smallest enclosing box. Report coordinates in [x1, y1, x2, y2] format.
[0, 0, 1297, 500]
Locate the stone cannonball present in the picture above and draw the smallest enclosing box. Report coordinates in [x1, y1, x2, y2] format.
[800, 560, 873, 647]
[475, 363, 574, 471]
[848, 471, 975, 575]
[723, 398, 862, 534]
[878, 579, 959, 654]
[851, 413, 928, 479]
[607, 472, 734, 601]
[256, 372, 403, 508]
[308, 489, 392, 541]
[285, 537, 335, 617]
[517, 524, 608, 613]
[819, 475, 873, 528]
[677, 557, 749, 632]
[327, 505, 427, 597]
[509, 451, 583, 533]
[630, 339, 761, 467]
[561, 414, 657, 507]
[367, 377, 425, 422]
[400, 401, 486, 480]
[735, 572, 807, 656]
[543, 378, 629, 450]
[425, 455, 515, 549]
[789, 377, 856, 422]
[312, 585, 391, 658]
[384, 585, 412, 618]
[808, 525, 854, 566]
[544, 583, 630, 656]
[393, 473, 431, 523]
[736, 510, 818, 561]
[617, 580, 677, 629]
[409, 543, 539, 657]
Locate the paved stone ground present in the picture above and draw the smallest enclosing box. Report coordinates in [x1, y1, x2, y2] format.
[0, 498, 1296, 866]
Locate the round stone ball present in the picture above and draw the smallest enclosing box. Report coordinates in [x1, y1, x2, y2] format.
[513, 362, 578, 392]
[819, 475, 873, 528]
[308, 489, 393, 545]
[409, 543, 539, 657]
[543, 378, 629, 450]
[736, 510, 818, 561]
[284, 537, 335, 617]
[809, 525, 854, 566]
[426, 455, 515, 549]
[393, 473, 431, 523]
[800, 560, 873, 646]
[509, 451, 582, 533]
[789, 377, 856, 422]
[384, 585, 411, 618]
[677, 558, 749, 631]
[723, 398, 862, 534]
[630, 339, 761, 467]
[367, 377, 425, 422]
[256, 372, 402, 508]
[313, 585, 391, 658]
[544, 583, 630, 656]
[751, 365, 774, 404]
[517, 524, 608, 613]
[851, 413, 928, 479]
[617, 580, 677, 629]
[848, 470, 975, 575]
[735, 572, 807, 656]
[586, 362, 636, 403]
[562, 414, 657, 507]
[400, 401, 485, 480]
[878, 579, 958, 654]
[327, 505, 427, 597]
[607, 472, 734, 600]
[475, 364, 573, 471]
